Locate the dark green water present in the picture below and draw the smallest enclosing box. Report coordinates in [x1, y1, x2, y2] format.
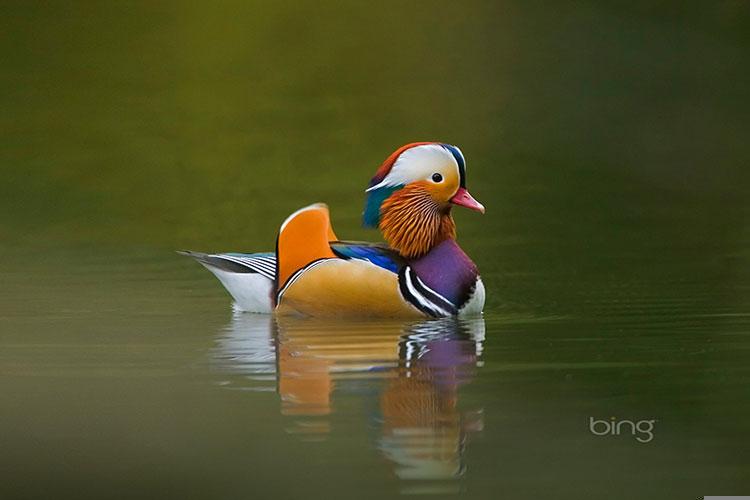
[1, 2, 749, 498]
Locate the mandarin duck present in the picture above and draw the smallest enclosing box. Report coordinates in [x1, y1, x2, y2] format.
[181, 142, 485, 318]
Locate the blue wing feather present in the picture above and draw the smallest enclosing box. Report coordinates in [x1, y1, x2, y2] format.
[330, 242, 404, 274]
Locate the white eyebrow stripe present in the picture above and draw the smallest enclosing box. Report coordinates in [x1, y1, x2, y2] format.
[365, 180, 391, 192]
[367, 144, 458, 192]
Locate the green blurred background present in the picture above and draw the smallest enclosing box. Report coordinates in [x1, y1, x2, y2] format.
[2, 1, 747, 255]
[1, 1, 749, 499]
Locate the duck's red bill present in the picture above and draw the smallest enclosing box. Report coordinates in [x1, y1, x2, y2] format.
[450, 187, 485, 213]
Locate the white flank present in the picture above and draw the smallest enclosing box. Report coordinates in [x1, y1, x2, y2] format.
[201, 265, 274, 313]
[459, 278, 485, 316]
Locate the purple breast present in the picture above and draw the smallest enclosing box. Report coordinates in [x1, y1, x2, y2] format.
[409, 239, 479, 308]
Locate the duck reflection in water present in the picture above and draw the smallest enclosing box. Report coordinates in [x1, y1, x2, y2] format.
[212, 312, 485, 489]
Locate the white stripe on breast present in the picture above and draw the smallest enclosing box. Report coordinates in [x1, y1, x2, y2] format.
[404, 267, 451, 317]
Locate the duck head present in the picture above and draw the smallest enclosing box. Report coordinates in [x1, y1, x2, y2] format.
[363, 142, 484, 258]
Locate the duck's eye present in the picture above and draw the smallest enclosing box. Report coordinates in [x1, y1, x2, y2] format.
[431, 173, 443, 183]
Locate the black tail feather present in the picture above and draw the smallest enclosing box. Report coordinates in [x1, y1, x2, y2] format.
[177, 250, 257, 274]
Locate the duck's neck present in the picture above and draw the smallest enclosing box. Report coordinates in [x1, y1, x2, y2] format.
[378, 184, 456, 259]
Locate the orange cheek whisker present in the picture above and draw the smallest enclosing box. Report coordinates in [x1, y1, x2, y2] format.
[379, 184, 456, 258]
